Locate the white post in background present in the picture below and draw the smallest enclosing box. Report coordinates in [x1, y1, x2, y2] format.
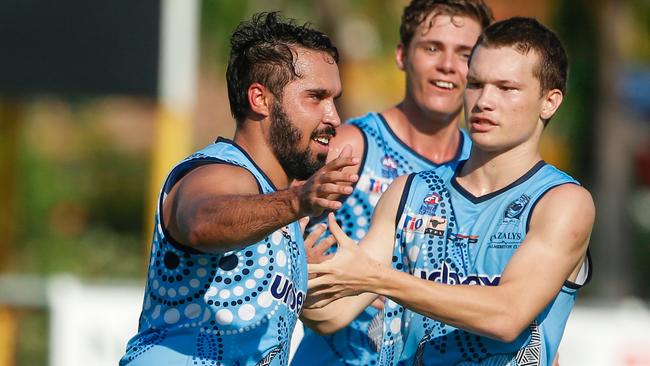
[48, 276, 144, 366]
[147, 0, 200, 244]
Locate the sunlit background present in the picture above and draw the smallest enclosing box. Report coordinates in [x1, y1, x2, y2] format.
[0, 0, 649, 365]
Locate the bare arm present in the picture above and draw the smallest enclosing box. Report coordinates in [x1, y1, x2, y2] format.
[301, 175, 409, 334]
[309, 184, 595, 342]
[163, 149, 359, 254]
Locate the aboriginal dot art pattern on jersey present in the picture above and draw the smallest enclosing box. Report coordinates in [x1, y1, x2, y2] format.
[379, 162, 589, 366]
[293, 113, 471, 366]
[121, 138, 307, 366]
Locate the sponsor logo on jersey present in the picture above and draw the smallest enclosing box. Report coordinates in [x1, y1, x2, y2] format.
[401, 214, 427, 233]
[504, 194, 531, 222]
[488, 231, 523, 249]
[401, 214, 449, 237]
[423, 193, 441, 205]
[490, 232, 522, 240]
[270, 273, 305, 314]
[424, 216, 447, 237]
[414, 262, 500, 286]
[418, 193, 442, 215]
[381, 155, 399, 179]
[449, 232, 479, 246]
[367, 177, 392, 195]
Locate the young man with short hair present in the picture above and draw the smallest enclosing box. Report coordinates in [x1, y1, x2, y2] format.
[305, 17, 594, 366]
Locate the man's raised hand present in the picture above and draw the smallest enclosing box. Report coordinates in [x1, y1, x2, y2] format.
[292, 145, 359, 217]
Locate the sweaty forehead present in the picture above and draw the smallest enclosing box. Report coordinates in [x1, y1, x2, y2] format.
[293, 48, 336, 75]
[287, 47, 341, 92]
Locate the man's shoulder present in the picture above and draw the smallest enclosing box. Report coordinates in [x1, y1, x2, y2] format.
[329, 120, 368, 161]
[540, 183, 593, 210]
[346, 112, 379, 128]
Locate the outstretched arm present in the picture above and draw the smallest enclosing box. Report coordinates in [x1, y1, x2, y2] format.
[309, 184, 595, 342]
[301, 175, 409, 334]
[163, 147, 359, 254]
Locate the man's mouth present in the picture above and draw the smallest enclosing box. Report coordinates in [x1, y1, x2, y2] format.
[469, 116, 496, 125]
[432, 80, 456, 90]
[311, 127, 336, 147]
[312, 136, 331, 146]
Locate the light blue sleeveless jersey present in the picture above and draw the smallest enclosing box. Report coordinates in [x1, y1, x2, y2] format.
[121, 137, 307, 366]
[293, 112, 471, 366]
[379, 161, 591, 366]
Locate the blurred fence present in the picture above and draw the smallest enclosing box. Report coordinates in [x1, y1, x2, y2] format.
[1, 274, 649, 365]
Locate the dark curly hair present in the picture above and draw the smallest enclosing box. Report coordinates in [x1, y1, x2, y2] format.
[226, 12, 339, 124]
[400, 0, 493, 47]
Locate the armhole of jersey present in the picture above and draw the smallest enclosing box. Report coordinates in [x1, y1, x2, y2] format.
[524, 182, 591, 289]
[159, 159, 263, 254]
[564, 249, 592, 289]
[394, 173, 416, 228]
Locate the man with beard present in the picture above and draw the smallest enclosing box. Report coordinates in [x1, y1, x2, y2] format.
[120, 12, 357, 366]
[294, 1, 492, 365]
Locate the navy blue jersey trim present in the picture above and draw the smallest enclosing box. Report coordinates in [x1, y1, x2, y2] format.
[564, 249, 592, 289]
[451, 160, 547, 204]
[159, 158, 231, 254]
[159, 157, 264, 254]
[522, 181, 590, 290]
[395, 173, 416, 228]
[216, 136, 278, 192]
[525, 182, 580, 232]
[376, 114, 433, 166]
[376, 113, 465, 166]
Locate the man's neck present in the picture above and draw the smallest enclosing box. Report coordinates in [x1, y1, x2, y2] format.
[381, 99, 462, 164]
[233, 123, 291, 190]
[457, 141, 543, 197]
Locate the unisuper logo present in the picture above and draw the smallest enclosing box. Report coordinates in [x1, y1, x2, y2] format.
[270, 273, 305, 314]
[414, 262, 500, 286]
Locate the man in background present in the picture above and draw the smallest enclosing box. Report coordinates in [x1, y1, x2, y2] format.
[293, 1, 492, 365]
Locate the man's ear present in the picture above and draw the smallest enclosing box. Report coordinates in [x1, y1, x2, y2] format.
[247, 82, 273, 118]
[396, 43, 407, 71]
[540, 89, 563, 121]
